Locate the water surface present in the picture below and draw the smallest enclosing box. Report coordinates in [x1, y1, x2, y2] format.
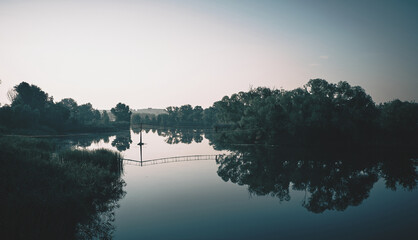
[77, 129, 418, 240]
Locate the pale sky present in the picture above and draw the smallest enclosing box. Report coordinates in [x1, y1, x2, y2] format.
[0, 0, 417, 109]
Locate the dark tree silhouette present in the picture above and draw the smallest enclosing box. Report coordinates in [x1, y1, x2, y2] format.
[12, 82, 49, 110]
[212, 143, 417, 214]
[111, 103, 132, 122]
[111, 131, 132, 151]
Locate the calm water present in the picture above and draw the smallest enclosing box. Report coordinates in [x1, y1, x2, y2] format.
[72, 129, 418, 240]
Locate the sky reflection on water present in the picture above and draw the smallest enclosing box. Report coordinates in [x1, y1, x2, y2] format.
[80, 130, 418, 240]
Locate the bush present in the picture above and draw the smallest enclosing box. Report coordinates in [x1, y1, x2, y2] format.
[0, 136, 125, 239]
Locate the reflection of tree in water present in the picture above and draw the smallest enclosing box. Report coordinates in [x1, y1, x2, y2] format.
[55, 131, 133, 152]
[2, 180, 125, 239]
[157, 128, 204, 144]
[380, 156, 418, 191]
[76, 135, 110, 148]
[76, 184, 125, 239]
[132, 125, 205, 145]
[54, 134, 111, 149]
[111, 131, 132, 151]
[215, 146, 417, 214]
[0, 138, 126, 239]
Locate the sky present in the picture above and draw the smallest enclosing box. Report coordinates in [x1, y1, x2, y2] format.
[0, 0, 417, 109]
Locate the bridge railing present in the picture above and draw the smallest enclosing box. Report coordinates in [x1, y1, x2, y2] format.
[123, 154, 221, 166]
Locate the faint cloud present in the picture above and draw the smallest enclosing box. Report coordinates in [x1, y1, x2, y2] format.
[319, 55, 329, 60]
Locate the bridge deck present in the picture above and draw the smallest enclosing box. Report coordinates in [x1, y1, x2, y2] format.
[123, 154, 220, 166]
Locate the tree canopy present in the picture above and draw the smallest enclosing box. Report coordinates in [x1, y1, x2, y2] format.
[111, 103, 132, 122]
[0, 82, 128, 132]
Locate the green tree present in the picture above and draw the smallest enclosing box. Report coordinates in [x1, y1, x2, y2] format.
[102, 111, 110, 124]
[41, 102, 70, 128]
[77, 103, 95, 124]
[179, 104, 193, 123]
[58, 98, 78, 121]
[379, 99, 418, 142]
[111, 103, 132, 122]
[12, 82, 49, 111]
[192, 106, 203, 124]
[131, 114, 141, 125]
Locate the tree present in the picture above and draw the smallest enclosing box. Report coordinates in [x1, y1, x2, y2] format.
[192, 106, 203, 123]
[203, 107, 217, 126]
[93, 110, 101, 122]
[111, 103, 132, 122]
[102, 111, 110, 124]
[77, 103, 95, 124]
[131, 114, 141, 125]
[59, 98, 78, 111]
[41, 102, 70, 128]
[179, 104, 193, 123]
[12, 82, 49, 111]
[379, 99, 418, 141]
[111, 131, 132, 151]
[58, 98, 78, 121]
[12, 104, 40, 128]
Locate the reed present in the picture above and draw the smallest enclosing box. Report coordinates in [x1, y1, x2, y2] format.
[0, 136, 125, 239]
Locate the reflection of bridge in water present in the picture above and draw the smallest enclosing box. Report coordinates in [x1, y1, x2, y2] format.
[123, 155, 221, 167]
[125, 124, 221, 166]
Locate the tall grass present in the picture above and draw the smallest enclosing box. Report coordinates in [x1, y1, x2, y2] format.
[60, 148, 123, 177]
[0, 136, 126, 239]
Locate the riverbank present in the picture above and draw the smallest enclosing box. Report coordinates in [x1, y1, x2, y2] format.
[0, 136, 126, 239]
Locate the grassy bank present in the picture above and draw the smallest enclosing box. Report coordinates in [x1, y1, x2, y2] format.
[0, 136, 125, 239]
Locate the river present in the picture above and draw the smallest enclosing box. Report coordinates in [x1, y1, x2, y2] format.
[67, 128, 418, 240]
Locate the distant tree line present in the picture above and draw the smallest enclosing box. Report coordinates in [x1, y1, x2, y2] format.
[131, 104, 216, 127]
[208, 79, 418, 146]
[0, 82, 132, 133]
[1, 79, 416, 145]
[136, 79, 417, 146]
